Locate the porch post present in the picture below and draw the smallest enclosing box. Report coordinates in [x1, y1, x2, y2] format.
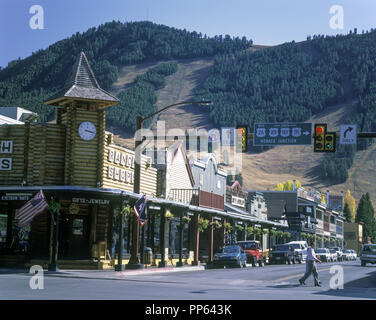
[208, 216, 214, 264]
[114, 214, 124, 271]
[140, 224, 145, 264]
[151, 212, 155, 252]
[177, 214, 184, 267]
[192, 212, 200, 266]
[222, 217, 226, 246]
[158, 206, 167, 267]
[48, 199, 60, 272]
[127, 214, 132, 253]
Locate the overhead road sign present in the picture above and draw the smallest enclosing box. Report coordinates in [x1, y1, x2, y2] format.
[253, 122, 312, 146]
[340, 125, 357, 145]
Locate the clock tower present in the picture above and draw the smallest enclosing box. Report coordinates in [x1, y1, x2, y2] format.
[44, 52, 119, 187]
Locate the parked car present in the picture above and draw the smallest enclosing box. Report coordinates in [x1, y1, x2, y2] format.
[349, 249, 358, 260]
[315, 248, 331, 262]
[269, 244, 298, 265]
[328, 249, 338, 262]
[330, 247, 343, 261]
[237, 240, 264, 267]
[360, 244, 376, 267]
[342, 249, 351, 261]
[285, 241, 307, 262]
[213, 245, 247, 268]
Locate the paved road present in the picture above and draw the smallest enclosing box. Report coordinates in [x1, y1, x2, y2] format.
[1, 260, 375, 300]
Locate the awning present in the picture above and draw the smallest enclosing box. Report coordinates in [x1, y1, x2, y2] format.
[224, 203, 287, 228]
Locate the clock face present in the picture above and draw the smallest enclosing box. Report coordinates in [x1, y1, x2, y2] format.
[78, 121, 96, 141]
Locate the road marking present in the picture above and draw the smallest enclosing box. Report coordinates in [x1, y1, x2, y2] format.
[273, 266, 334, 282]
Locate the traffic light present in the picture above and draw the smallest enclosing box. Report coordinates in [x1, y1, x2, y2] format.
[236, 125, 248, 152]
[314, 124, 326, 152]
[314, 123, 336, 152]
[324, 132, 336, 152]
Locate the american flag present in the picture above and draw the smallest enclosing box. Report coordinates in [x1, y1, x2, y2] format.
[134, 195, 147, 226]
[15, 190, 48, 227]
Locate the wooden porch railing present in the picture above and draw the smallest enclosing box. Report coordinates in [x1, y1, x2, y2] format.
[167, 189, 224, 211]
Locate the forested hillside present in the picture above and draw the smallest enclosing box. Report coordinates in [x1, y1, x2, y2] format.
[195, 29, 376, 182]
[107, 62, 178, 131]
[0, 21, 252, 123]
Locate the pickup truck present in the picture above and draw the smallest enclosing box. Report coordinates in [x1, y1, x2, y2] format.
[237, 240, 264, 267]
[269, 244, 299, 265]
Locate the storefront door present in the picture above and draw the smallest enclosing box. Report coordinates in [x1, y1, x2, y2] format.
[60, 214, 89, 259]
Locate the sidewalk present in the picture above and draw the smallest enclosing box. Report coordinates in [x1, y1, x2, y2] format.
[45, 265, 206, 280]
[1, 265, 206, 280]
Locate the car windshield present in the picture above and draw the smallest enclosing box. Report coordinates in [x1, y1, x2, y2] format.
[316, 249, 327, 253]
[329, 249, 336, 253]
[274, 245, 290, 251]
[223, 246, 240, 254]
[289, 244, 300, 249]
[343, 250, 351, 253]
[241, 243, 256, 250]
[362, 245, 376, 253]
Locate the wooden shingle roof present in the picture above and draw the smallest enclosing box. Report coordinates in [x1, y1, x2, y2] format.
[44, 51, 119, 107]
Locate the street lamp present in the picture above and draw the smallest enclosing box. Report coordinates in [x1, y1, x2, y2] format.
[126, 100, 212, 270]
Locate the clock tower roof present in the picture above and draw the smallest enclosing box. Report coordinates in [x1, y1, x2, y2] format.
[44, 51, 119, 108]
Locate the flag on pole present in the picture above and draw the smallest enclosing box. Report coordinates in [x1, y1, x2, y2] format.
[134, 195, 147, 226]
[15, 190, 48, 227]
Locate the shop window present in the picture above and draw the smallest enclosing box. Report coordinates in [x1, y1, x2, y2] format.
[72, 218, 84, 235]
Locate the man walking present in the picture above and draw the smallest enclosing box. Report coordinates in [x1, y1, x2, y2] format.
[299, 241, 322, 287]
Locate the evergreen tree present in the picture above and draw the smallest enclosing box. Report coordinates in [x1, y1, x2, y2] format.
[356, 193, 376, 242]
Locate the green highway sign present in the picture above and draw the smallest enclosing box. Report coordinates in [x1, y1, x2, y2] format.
[253, 122, 312, 146]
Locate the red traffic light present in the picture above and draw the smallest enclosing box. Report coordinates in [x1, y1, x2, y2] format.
[316, 126, 324, 135]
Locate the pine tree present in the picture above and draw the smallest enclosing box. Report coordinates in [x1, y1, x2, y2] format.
[356, 193, 376, 242]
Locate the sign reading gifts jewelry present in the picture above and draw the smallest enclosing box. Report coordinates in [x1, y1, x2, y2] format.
[107, 148, 134, 184]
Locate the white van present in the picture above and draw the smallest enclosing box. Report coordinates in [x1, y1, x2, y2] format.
[286, 241, 308, 261]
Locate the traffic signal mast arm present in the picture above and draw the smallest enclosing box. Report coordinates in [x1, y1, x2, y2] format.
[246, 132, 376, 139]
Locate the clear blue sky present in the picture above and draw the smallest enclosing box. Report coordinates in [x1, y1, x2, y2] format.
[0, 0, 375, 68]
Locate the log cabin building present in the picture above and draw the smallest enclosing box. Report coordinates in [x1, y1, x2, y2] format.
[0, 52, 289, 269]
[0, 52, 158, 268]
